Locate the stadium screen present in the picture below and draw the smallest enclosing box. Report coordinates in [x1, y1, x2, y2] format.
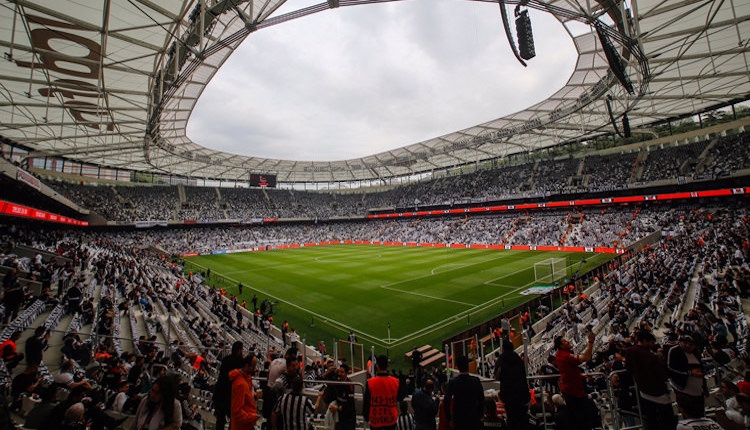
[249, 173, 277, 188]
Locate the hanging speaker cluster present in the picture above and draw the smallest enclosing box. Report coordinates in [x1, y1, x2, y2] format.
[498, 1, 535, 67]
[595, 21, 634, 95]
[606, 95, 633, 138]
[515, 8, 535, 60]
[622, 114, 631, 138]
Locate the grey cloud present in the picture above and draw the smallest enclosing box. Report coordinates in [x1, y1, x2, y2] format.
[189, 0, 576, 161]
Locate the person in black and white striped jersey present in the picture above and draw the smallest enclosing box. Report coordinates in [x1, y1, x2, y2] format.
[396, 399, 415, 430]
[272, 375, 315, 430]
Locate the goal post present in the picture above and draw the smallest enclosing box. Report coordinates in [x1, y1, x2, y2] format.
[534, 257, 568, 284]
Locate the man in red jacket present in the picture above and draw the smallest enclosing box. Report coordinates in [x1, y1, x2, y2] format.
[229, 354, 259, 430]
[554, 330, 596, 430]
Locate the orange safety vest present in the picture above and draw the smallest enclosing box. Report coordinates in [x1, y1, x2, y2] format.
[0, 339, 16, 358]
[367, 375, 399, 427]
[95, 352, 112, 362]
[193, 355, 205, 371]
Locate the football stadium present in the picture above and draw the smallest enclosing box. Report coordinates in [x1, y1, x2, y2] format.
[0, 1, 749, 429]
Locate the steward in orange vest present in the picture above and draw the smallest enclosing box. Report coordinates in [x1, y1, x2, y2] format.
[363, 354, 400, 429]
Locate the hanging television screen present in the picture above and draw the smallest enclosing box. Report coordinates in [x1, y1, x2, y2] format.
[249, 173, 276, 188]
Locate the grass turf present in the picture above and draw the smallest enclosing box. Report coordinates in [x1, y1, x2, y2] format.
[185, 245, 613, 368]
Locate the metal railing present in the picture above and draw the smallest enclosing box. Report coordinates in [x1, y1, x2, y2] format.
[526, 371, 640, 430]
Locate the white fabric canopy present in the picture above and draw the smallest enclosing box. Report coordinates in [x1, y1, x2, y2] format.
[0, 0, 748, 183]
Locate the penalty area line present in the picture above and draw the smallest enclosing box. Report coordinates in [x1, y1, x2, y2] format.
[378, 285, 475, 307]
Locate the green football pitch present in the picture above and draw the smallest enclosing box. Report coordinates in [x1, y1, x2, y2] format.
[185, 245, 613, 365]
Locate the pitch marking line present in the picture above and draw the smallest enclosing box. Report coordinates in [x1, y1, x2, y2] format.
[314, 253, 383, 263]
[483, 264, 534, 286]
[427, 251, 528, 275]
[377, 252, 518, 307]
[386, 281, 533, 348]
[377, 285, 475, 307]
[381, 251, 516, 290]
[223, 248, 390, 274]
[430, 263, 467, 275]
[482, 256, 577, 287]
[490, 284, 522, 289]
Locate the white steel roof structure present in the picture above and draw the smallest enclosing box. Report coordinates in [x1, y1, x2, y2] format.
[0, 0, 748, 184]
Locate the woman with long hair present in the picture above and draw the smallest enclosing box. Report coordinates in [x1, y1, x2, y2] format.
[131, 374, 183, 430]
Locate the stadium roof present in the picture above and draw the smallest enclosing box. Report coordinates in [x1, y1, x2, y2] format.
[1, 0, 749, 184]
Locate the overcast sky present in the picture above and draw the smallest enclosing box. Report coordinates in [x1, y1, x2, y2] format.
[186, 0, 579, 162]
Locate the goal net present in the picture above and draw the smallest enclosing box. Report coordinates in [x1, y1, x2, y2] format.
[534, 257, 568, 284]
